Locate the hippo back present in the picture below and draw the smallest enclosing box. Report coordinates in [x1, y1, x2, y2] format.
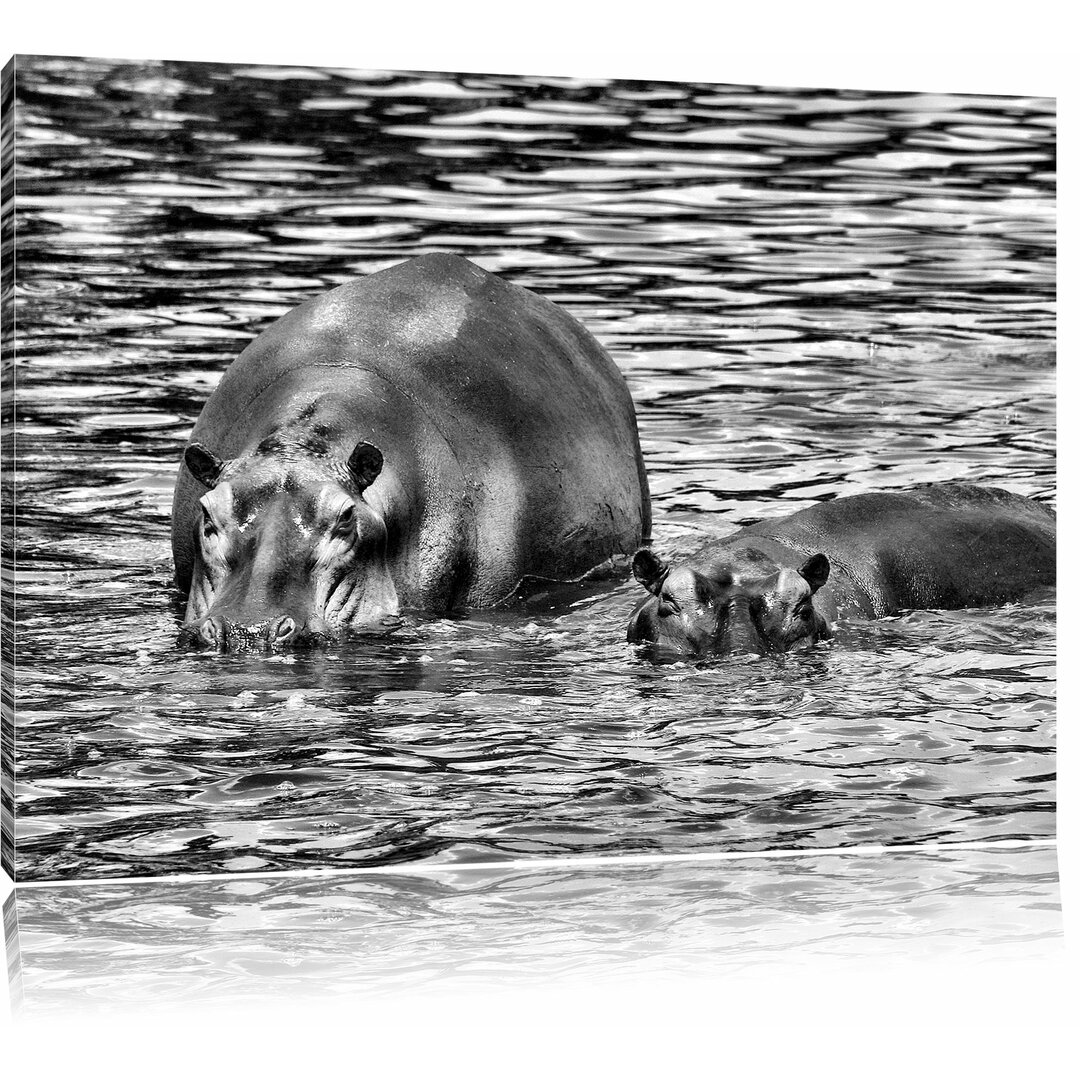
[735, 484, 1055, 616]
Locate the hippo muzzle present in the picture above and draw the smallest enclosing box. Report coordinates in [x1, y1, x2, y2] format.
[189, 612, 319, 652]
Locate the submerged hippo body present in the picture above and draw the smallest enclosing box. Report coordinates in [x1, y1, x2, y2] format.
[172, 253, 651, 648]
[628, 484, 1055, 659]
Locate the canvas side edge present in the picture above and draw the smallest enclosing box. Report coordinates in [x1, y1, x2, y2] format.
[1, 54, 17, 883]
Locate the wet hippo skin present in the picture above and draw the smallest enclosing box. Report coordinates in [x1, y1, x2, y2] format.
[171, 253, 651, 649]
[627, 484, 1055, 659]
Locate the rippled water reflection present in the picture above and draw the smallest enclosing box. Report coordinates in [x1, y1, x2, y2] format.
[5, 845, 1061, 1014]
[10, 58, 1055, 880]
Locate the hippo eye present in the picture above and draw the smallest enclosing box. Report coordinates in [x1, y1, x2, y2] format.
[657, 592, 681, 617]
[332, 504, 356, 537]
[201, 509, 218, 539]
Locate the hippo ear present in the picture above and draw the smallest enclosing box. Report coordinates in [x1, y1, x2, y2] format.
[799, 553, 830, 593]
[347, 441, 384, 492]
[184, 442, 226, 488]
[632, 549, 668, 595]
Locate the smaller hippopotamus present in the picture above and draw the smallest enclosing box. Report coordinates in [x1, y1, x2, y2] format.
[627, 484, 1055, 659]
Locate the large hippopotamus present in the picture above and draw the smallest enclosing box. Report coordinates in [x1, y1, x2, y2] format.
[172, 253, 651, 648]
[627, 484, 1055, 659]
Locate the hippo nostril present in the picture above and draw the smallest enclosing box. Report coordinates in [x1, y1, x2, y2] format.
[271, 616, 297, 644]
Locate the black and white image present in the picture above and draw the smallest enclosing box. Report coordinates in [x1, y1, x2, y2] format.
[1, 56, 1056, 883]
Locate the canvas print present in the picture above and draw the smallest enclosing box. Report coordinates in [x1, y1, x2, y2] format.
[0, 56, 1055, 882]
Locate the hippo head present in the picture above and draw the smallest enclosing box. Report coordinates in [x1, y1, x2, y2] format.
[626, 547, 833, 659]
[181, 438, 397, 650]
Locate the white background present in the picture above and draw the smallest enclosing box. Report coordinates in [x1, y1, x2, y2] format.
[1, 3, 1074, 1075]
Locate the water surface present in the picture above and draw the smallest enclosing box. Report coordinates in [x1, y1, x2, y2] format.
[10, 58, 1055, 879]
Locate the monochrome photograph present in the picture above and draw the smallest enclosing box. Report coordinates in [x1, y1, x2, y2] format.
[1, 53, 1055, 883]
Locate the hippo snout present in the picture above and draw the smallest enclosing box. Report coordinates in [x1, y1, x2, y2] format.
[190, 613, 306, 652]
